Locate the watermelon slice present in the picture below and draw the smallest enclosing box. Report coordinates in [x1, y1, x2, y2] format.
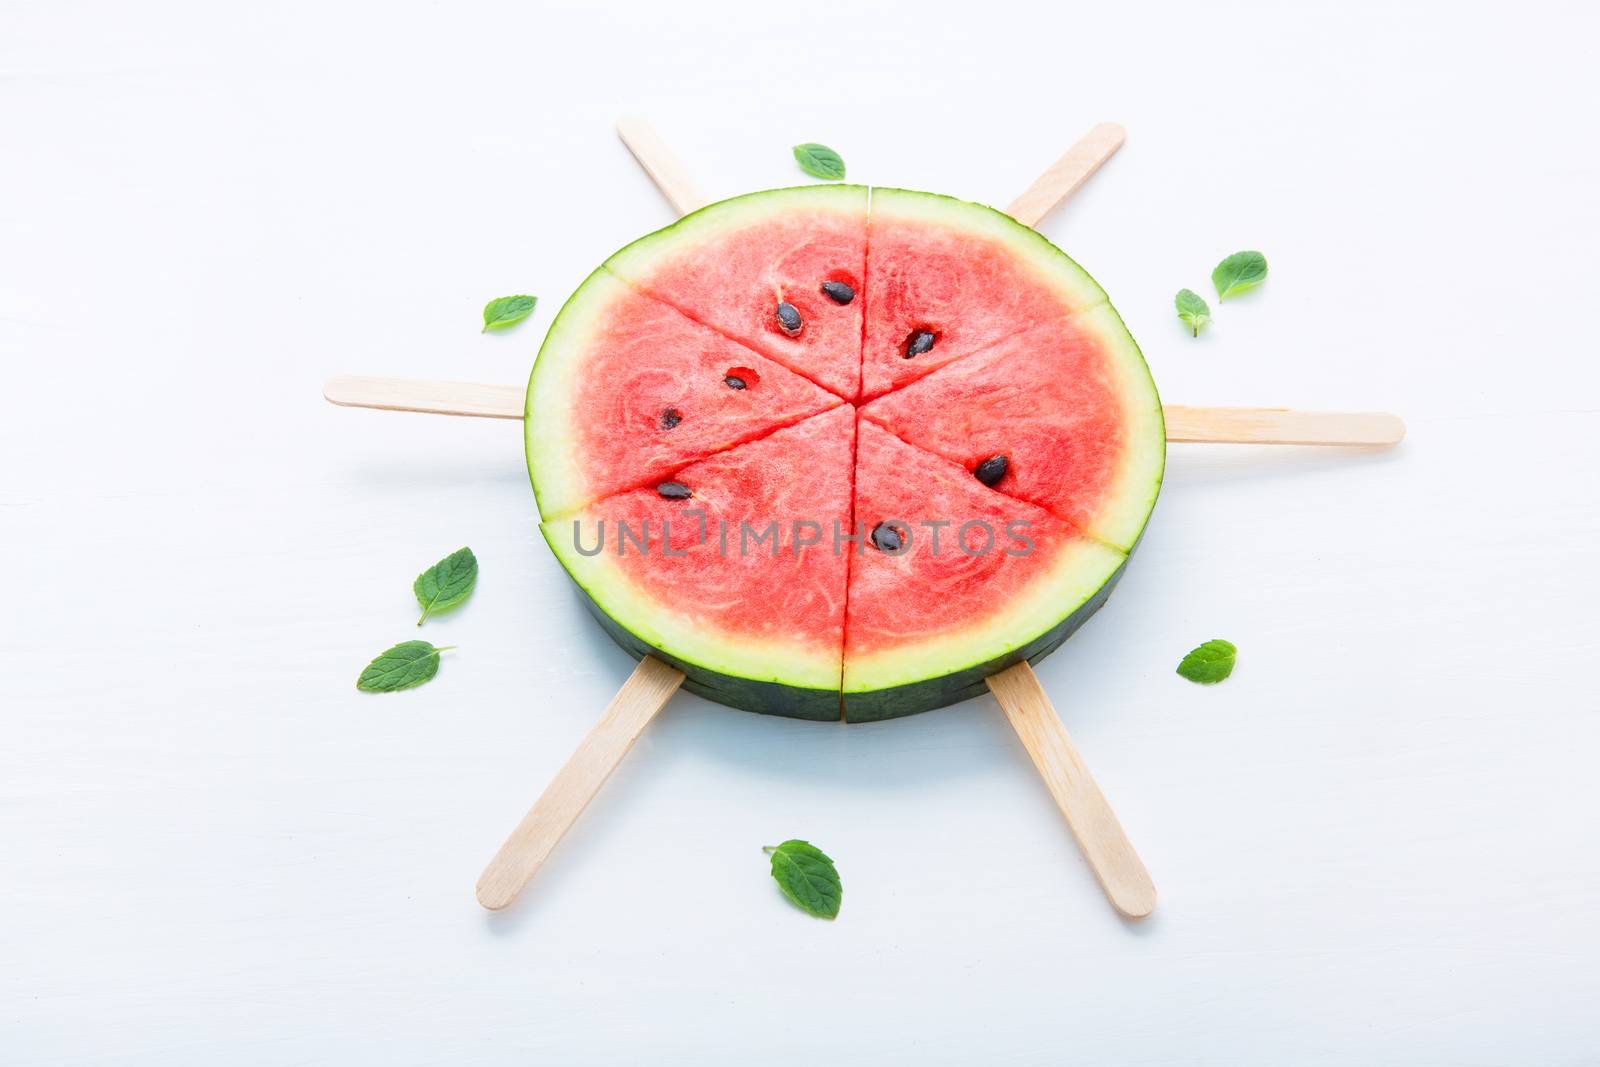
[860, 188, 1108, 400]
[842, 421, 1128, 721]
[859, 305, 1164, 552]
[526, 268, 844, 519]
[542, 406, 856, 719]
[605, 185, 867, 400]
[526, 186, 1164, 721]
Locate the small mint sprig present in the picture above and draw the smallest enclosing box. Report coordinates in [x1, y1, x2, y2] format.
[763, 840, 842, 919]
[1175, 288, 1211, 337]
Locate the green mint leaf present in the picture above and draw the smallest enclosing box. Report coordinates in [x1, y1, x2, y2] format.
[1211, 251, 1268, 301]
[1176, 639, 1237, 684]
[763, 839, 842, 919]
[357, 640, 453, 692]
[482, 294, 537, 332]
[792, 143, 846, 181]
[414, 546, 478, 625]
[1175, 288, 1211, 337]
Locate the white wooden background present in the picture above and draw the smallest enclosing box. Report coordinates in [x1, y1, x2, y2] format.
[4, 1, 1597, 1062]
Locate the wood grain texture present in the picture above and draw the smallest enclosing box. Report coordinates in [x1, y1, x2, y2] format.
[616, 116, 713, 216]
[476, 656, 685, 911]
[1006, 122, 1127, 228]
[1165, 406, 1406, 446]
[322, 378, 1406, 449]
[987, 662, 1156, 919]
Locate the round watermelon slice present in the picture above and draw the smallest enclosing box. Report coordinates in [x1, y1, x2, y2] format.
[526, 186, 1164, 721]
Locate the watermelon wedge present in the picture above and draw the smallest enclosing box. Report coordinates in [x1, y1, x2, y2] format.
[526, 186, 1164, 720]
[542, 407, 856, 719]
[860, 188, 1107, 400]
[859, 305, 1164, 552]
[605, 185, 867, 400]
[842, 421, 1127, 721]
[527, 268, 844, 519]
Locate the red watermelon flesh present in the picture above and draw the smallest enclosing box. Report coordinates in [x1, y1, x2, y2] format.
[861, 191, 1105, 400]
[606, 188, 867, 399]
[529, 186, 1163, 720]
[845, 420, 1083, 664]
[532, 273, 845, 518]
[547, 406, 857, 694]
[861, 314, 1125, 545]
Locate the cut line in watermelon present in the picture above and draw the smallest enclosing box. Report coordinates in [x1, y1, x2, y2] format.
[526, 186, 1164, 720]
[843, 420, 1128, 721]
[542, 406, 855, 719]
[861, 187, 1109, 400]
[605, 185, 868, 401]
[859, 305, 1164, 553]
[527, 267, 846, 520]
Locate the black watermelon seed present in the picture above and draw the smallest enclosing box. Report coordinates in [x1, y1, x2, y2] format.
[724, 375, 747, 389]
[870, 522, 904, 553]
[975, 455, 1009, 487]
[657, 481, 692, 500]
[776, 301, 803, 335]
[821, 280, 856, 305]
[660, 408, 682, 429]
[904, 330, 936, 359]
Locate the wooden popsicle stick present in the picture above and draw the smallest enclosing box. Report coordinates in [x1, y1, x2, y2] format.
[1006, 122, 1127, 228]
[1165, 405, 1405, 446]
[616, 116, 713, 216]
[477, 656, 685, 911]
[322, 376, 1405, 447]
[324, 375, 524, 419]
[987, 662, 1155, 918]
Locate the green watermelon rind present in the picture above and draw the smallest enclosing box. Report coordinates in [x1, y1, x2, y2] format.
[843, 554, 1132, 723]
[524, 185, 1166, 722]
[537, 515, 844, 721]
[567, 569, 843, 721]
[603, 183, 868, 286]
[1077, 298, 1166, 554]
[868, 185, 1112, 319]
[524, 264, 632, 522]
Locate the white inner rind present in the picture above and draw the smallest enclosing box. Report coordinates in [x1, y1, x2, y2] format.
[1066, 303, 1167, 553]
[605, 184, 869, 282]
[540, 516, 843, 693]
[524, 266, 633, 521]
[842, 534, 1127, 695]
[869, 186, 1112, 317]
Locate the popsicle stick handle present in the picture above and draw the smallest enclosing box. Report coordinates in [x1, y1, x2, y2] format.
[617, 116, 712, 216]
[1165, 405, 1405, 446]
[476, 655, 684, 911]
[1006, 122, 1127, 228]
[324, 375, 524, 419]
[986, 661, 1155, 918]
[323, 376, 1406, 448]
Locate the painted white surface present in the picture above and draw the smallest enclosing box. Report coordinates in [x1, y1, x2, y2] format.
[4, 1, 1597, 1062]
